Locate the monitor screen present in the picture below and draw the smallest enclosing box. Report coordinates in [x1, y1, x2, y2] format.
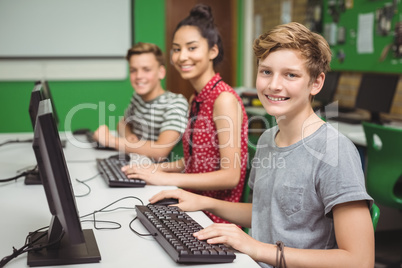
[315, 71, 340, 107]
[28, 99, 101, 266]
[355, 73, 399, 123]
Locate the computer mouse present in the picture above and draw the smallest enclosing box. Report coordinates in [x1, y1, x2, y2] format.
[72, 128, 91, 135]
[152, 198, 179, 206]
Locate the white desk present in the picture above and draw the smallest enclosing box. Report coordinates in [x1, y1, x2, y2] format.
[245, 106, 402, 147]
[0, 133, 259, 268]
[326, 120, 366, 147]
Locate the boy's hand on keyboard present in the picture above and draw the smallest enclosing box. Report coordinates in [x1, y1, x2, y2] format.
[149, 189, 208, 212]
[193, 223, 263, 261]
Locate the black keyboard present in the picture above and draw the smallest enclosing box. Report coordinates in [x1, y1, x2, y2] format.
[96, 157, 145, 187]
[135, 204, 236, 263]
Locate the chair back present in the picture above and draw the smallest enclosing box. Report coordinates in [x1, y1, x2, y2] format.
[362, 121, 402, 209]
[370, 203, 380, 231]
[242, 143, 257, 203]
[169, 139, 183, 162]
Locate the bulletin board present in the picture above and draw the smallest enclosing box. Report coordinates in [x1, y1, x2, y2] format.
[322, 0, 402, 74]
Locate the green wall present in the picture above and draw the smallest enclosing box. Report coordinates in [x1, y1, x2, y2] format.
[236, 0, 245, 87]
[323, 0, 402, 73]
[0, 0, 166, 133]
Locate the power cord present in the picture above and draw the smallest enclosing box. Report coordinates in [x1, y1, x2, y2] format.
[0, 166, 38, 183]
[80, 196, 144, 230]
[129, 216, 157, 237]
[0, 196, 147, 267]
[0, 139, 33, 147]
[0, 226, 64, 268]
[74, 173, 101, 197]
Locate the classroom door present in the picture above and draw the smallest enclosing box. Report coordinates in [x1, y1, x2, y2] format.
[165, 0, 237, 100]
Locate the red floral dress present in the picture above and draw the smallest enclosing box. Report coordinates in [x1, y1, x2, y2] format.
[182, 74, 249, 223]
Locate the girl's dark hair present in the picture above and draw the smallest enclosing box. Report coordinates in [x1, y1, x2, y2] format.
[173, 4, 224, 66]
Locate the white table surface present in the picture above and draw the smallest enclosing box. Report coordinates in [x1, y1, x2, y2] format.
[0, 132, 259, 268]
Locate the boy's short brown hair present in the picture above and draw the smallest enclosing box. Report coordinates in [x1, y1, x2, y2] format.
[126, 42, 166, 66]
[253, 22, 332, 82]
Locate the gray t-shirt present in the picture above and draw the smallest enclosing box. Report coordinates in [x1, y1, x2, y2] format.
[249, 123, 372, 268]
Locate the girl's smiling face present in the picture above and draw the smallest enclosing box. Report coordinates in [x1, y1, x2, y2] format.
[256, 49, 322, 120]
[171, 25, 218, 88]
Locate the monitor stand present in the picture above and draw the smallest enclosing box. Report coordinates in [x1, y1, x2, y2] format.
[27, 229, 101, 266]
[370, 112, 390, 125]
[371, 112, 381, 125]
[24, 167, 42, 185]
[370, 112, 393, 125]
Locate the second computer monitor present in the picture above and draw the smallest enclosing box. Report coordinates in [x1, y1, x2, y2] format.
[355, 73, 399, 124]
[28, 80, 59, 130]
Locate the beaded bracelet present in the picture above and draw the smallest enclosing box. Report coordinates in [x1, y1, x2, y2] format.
[275, 241, 287, 268]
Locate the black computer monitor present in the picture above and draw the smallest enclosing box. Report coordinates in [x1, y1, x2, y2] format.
[355, 73, 399, 124]
[27, 99, 101, 266]
[315, 71, 341, 107]
[28, 80, 59, 130]
[28, 81, 65, 185]
[28, 83, 44, 129]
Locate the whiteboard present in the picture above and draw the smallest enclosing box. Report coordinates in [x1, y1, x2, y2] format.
[0, 0, 131, 58]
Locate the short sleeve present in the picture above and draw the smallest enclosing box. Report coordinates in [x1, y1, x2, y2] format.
[160, 93, 189, 134]
[316, 133, 373, 216]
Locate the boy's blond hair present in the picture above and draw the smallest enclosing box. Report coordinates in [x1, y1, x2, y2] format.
[126, 42, 166, 66]
[253, 22, 332, 82]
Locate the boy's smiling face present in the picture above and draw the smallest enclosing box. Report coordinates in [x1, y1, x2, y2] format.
[129, 53, 165, 102]
[256, 49, 322, 120]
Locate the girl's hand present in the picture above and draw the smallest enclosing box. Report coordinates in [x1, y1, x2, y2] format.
[121, 162, 165, 185]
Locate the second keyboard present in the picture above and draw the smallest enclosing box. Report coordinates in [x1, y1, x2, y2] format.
[96, 157, 145, 187]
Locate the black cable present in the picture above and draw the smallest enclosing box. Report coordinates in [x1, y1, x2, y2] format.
[16, 165, 37, 174]
[0, 172, 27, 183]
[74, 173, 101, 197]
[129, 216, 156, 237]
[0, 232, 46, 267]
[0, 226, 64, 268]
[0, 166, 38, 183]
[0, 197, 145, 267]
[80, 196, 144, 231]
[0, 139, 33, 147]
